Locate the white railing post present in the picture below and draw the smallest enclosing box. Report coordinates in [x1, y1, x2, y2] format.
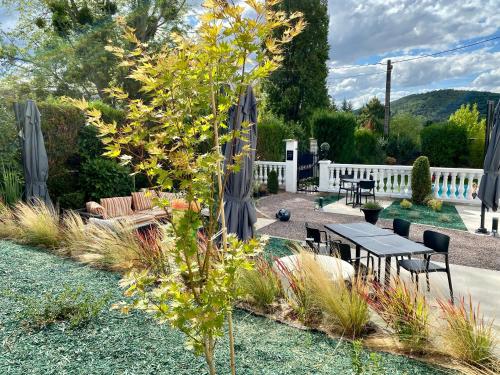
[285, 139, 298, 193]
[318, 160, 331, 192]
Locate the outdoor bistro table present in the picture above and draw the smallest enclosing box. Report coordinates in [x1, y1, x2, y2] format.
[324, 222, 434, 285]
[341, 178, 367, 208]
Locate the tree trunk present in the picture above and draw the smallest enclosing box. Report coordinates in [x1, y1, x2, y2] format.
[204, 335, 216, 375]
[228, 310, 236, 375]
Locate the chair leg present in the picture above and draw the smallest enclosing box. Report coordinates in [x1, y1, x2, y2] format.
[426, 272, 430, 292]
[446, 270, 454, 304]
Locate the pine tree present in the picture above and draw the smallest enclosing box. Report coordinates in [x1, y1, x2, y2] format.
[264, 0, 330, 127]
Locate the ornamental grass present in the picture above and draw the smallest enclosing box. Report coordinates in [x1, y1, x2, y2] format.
[368, 277, 429, 353]
[15, 199, 61, 249]
[0, 202, 21, 239]
[438, 296, 497, 367]
[237, 257, 282, 312]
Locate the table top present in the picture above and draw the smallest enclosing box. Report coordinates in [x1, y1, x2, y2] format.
[325, 222, 394, 238]
[324, 222, 433, 257]
[341, 178, 365, 184]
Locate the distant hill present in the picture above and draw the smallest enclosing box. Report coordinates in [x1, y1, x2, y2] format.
[390, 89, 500, 122]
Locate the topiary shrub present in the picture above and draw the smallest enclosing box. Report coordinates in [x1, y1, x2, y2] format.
[267, 170, 279, 194]
[420, 123, 469, 167]
[312, 109, 356, 162]
[80, 158, 133, 201]
[411, 156, 432, 204]
[400, 199, 412, 209]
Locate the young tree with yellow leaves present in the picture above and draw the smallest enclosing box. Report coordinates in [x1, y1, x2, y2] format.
[70, 1, 304, 374]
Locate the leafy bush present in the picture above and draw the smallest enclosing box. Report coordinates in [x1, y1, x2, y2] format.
[438, 214, 451, 223]
[80, 158, 133, 201]
[427, 198, 443, 212]
[238, 257, 282, 311]
[256, 114, 292, 161]
[438, 296, 496, 365]
[12, 285, 110, 330]
[0, 102, 21, 171]
[15, 200, 61, 249]
[411, 156, 432, 204]
[369, 278, 429, 352]
[351, 340, 382, 375]
[312, 110, 356, 162]
[408, 211, 421, 220]
[354, 128, 385, 164]
[267, 170, 279, 194]
[421, 123, 469, 167]
[89, 101, 125, 124]
[58, 191, 86, 209]
[400, 199, 412, 209]
[386, 134, 420, 165]
[78, 125, 105, 160]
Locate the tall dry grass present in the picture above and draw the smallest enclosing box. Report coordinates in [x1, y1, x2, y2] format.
[369, 277, 429, 353]
[238, 257, 282, 311]
[60, 211, 87, 256]
[297, 251, 370, 338]
[15, 199, 61, 249]
[0, 202, 22, 239]
[438, 296, 497, 367]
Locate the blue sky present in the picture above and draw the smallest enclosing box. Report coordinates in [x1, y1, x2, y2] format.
[2, 0, 500, 108]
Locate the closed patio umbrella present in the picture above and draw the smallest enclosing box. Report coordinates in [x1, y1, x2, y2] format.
[13, 100, 52, 206]
[223, 86, 258, 240]
[478, 101, 500, 212]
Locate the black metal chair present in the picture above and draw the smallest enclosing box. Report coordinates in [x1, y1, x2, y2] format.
[377, 218, 411, 281]
[397, 230, 454, 301]
[305, 222, 330, 254]
[354, 180, 376, 205]
[337, 173, 355, 204]
[329, 239, 375, 276]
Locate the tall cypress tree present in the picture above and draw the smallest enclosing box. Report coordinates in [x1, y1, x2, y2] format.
[264, 0, 330, 127]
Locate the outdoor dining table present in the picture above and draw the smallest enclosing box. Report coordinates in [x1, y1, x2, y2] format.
[341, 178, 367, 208]
[324, 222, 434, 285]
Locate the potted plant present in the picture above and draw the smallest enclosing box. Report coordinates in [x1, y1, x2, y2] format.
[361, 201, 383, 224]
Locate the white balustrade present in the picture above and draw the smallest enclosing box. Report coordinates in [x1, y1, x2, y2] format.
[322, 163, 483, 204]
[253, 161, 286, 188]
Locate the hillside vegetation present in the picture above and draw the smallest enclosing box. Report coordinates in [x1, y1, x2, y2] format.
[391, 89, 500, 122]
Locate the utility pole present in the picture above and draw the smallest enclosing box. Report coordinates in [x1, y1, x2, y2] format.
[384, 59, 393, 137]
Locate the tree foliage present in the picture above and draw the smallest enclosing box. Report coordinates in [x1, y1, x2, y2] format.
[421, 123, 469, 167]
[358, 97, 384, 134]
[411, 156, 432, 204]
[264, 0, 329, 125]
[70, 2, 304, 373]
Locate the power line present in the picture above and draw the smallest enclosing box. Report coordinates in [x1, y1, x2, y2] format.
[330, 34, 500, 71]
[329, 71, 386, 81]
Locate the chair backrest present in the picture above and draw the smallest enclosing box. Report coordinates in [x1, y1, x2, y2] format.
[359, 180, 375, 190]
[340, 173, 354, 179]
[393, 218, 410, 238]
[305, 223, 321, 243]
[423, 230, 450, 253]
[330, 240, 351, 263]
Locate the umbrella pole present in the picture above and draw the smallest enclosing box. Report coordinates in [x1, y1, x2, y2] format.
[476, 100, 495, 234]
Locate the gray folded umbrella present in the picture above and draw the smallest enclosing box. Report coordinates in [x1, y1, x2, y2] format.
[478, 101, 500, 211]
[223, 86, 258, 240]
[13, 100, 52, 206]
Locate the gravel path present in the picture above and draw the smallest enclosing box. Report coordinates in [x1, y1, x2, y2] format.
[256, 192, 500, 271]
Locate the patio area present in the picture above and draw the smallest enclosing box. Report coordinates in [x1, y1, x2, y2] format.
[255, 192, 500, 348]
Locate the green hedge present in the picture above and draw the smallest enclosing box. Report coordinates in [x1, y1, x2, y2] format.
[354, 128, 384, 164]
[386, 134, 419, 165]
[256, 115, 306, 161]
[80, 158, 133, 201]
[420, 123, 469, 167]
[312, 110, 356, 163]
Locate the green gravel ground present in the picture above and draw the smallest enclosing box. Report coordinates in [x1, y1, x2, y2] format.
[0, 240, 447, 375]
[380, 201, 467, 231]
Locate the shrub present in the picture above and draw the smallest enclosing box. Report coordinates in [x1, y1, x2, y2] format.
[15, 200, 61, 249]
[12, 285, 110, 330]
[438, 296, 496, 365]
[385, 156, 397, 165]
[88, 101, 125, 124]
[421, 123, 469, 167]
[354, 128, 385, 164]
[267, 170, 279, 194]
[58, 191, 86, 209]
[411, 156, 432, 204]
[408, 211, 421, 220]
[386, 134, 419, 165]
[438, 214, 451, 223]
[312, 110, 356, 162]
[369, 278, 429, 352]
[256, 114, 291, 161]
[390, 112, 424, 144]
[80, 158, 133, 201]
[351, 340, 382, 375]
[78, 125, 105, 161]
[427, 198, 443, 212]
[400, 199, 412, 209]
[237, 257, 282, 311]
